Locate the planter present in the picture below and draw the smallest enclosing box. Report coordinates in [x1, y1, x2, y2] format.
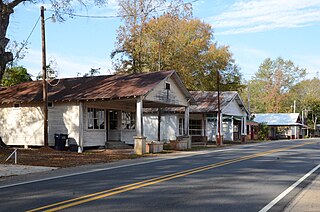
[146, 141, 164, 153]
[169, 140, 188, 150]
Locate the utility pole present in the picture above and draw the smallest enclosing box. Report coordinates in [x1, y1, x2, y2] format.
[217, 70, 222, 146]
[41, 6, 48, 146]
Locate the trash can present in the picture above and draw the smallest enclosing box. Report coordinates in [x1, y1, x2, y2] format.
[54, 133, 68, 150]
[68, 138, 78, 152]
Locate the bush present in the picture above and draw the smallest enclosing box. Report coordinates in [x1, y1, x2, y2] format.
[257, 123, 269, 140]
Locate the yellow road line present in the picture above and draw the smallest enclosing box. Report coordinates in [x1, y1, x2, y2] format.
[27, 142, 314, 212]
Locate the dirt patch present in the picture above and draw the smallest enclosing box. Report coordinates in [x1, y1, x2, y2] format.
[0, 147, 138, 168]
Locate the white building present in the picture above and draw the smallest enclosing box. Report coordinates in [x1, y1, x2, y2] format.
[0, 71, 193, 154]
[144, 91, 249, 143]
[253, 113, 305, 139]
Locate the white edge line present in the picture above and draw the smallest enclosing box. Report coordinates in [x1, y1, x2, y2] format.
[259, 163, 320, 212]
[0, 141, 290, 189]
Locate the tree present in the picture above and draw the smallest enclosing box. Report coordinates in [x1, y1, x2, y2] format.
[246, 57, 306, 113]
[0, 0, 106, 82]
[112, 0, 243, 91]
[287, 78, 320, 129]
[1, 66, 32, 86]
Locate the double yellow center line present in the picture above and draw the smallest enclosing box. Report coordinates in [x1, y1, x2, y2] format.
[27, 142, 314, 212]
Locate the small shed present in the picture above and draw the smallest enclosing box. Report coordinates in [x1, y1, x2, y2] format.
[253, 113, 304, 139]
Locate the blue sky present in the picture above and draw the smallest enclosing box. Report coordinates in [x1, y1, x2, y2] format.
[8, 0, 320, 81]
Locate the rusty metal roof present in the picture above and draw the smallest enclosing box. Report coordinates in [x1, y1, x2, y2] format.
[146, 91, 247, 114]
[189, 91, 240, 113]
[0, 70, 177, 104]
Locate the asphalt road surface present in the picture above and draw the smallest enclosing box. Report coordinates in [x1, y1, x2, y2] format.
[0, 139, 319, 212]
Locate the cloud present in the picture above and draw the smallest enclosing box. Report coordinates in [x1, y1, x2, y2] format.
[21, 49, 113, 79]
[207, 0, 320, 35]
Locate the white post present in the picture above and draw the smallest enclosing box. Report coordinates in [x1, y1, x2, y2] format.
[136, 96, 144, 137]
[231, 116, 234, 141]
[241, 116, 247, 142]
[184, 106, 189, 136]
[134, 96, 146, 155]
[78, 101, 84, 153]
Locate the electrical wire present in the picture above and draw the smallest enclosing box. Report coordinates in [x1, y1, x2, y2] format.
[13, 15, 41, 61]
[46, 0, 199, 19]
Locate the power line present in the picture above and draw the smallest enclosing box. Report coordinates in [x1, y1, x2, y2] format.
[46, 0, 199, 19]
[13, 15, 41, 61]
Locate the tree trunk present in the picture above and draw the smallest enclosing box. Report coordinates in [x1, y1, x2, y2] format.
[0, 1, 22, 82]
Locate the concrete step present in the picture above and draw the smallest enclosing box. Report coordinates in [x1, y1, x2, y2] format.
[106, 141, 133, 149]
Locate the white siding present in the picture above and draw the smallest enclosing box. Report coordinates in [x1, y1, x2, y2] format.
[145, 77, 188, 107]
[143, 114, 178, 141]
[48, 102, 80, 146]
[223, 99, 247, 117]
[0, 102, 80, 146]
[0, 105, 44, 146]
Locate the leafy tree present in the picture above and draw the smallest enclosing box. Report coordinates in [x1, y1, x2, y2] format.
[0, 0, 106, 82]
[246, 57, 306, 113]
[257, 123, 269, 140]
[1, 66, 32, 86]
[112, 0, 243, 91]
[287, 78, 320, 129]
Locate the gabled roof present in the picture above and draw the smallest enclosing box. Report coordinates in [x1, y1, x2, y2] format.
[253, 113, 301, 126]
[149, 91, 248, 114]
[0, 70, 192, 104]
[189, 91, 247, 114]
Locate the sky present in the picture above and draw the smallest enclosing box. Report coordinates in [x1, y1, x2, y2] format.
[8, 0, 320, 81]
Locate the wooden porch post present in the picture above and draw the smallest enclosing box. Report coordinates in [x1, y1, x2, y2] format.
[241, 116, 247, 142]
[136, 96, 144, 137]
[158, 108, 161, 141]
[184, 106, 189, 136]
[78, 101, 84, 153]
[134, 96, 146, 155]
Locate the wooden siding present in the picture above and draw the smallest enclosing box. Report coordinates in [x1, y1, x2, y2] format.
[0, 104, 44, 146]
[223, 99, 247, 117]
[143, 114, 179, 141]
[0, 102, 80, 146]
[145, 77, 189, 107]
[48, 102, 80, 146]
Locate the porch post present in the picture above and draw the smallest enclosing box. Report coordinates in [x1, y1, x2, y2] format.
[158, 108, 161, 141]
[134, 96, 146, 155]
[184, 106, 191, 148]
[78, 101, 84, 153]
[241, 116, 247, 142]
[216, 112, 222, 145]
[231, 116, 234, 141]
[184, 106, 189, 136]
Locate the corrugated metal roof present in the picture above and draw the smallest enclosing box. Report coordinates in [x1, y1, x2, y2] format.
[149, 91, 244, 113]
[253, 113, 300, 126]
[189, 91, 239, 113]
[0, 70, 177, 104]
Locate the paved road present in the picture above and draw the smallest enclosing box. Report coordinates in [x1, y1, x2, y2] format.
[0, 139, 319, 211]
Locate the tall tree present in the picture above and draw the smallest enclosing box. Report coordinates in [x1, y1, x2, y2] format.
[287, 78, 320, 129]
[112, 0, 243, 91]
[247, 57, 306, 113]
[1, 66, 31, 86]
[0, 0, 106, 82]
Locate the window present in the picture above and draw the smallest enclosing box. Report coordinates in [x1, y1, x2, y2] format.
[13, 103, 20, 108]
[87, 108, 105, 130]
[179, 118, 185, 135]
[165, 82, 171, 90]
[122, 112, 135, 129]
[189, 119, 202, 135]
[109, 110, 118, 130]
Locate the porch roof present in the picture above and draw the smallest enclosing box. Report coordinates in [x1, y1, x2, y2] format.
[253, 113, 302, 126]
[0, 70, 192, 105]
